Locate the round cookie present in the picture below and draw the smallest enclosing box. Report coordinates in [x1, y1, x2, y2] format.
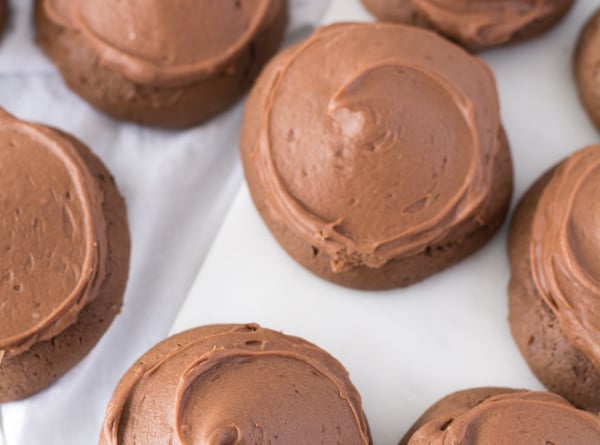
[35, 0, 287, 128]
[576, 9, 600, 131]
[99, 323, 371, 445]
[399, 387, 600, 444]
[361, 0, 575, 51]
[508, 145, 600, 412]
[241, 23, 513, 290]
[0, 109, 130, 402]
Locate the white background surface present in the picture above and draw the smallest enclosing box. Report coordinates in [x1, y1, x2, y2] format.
[172, 1, 600, 445]
[0, 1, 330, 444]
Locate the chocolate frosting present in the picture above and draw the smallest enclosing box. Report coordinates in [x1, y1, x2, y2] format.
[101, 324, 370, 445]
[410, 0, 564, 48]
[408, 391, 600, 444]
[249, 23, 502, 272]
[529, 145, 600, 373]
[43, 0, 282, 87]
[0, 109, 106, 362]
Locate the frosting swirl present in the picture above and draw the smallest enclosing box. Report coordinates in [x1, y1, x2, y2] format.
[101, 324, 370, 445]
[43, 0, 281, 87]
[530, 145, 600, 372]
[249, 23, 501, 272]
[408, 391, 600, 444]
[0, 109, 107, 362]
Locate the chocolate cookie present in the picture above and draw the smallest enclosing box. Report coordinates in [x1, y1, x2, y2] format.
[361, 0, 575, 51]
[508, 145, 600, 412]
[241, 23, 513, 290]
[575, 9, 600, 131]
[399, 387, 600, 444]
[35, 0, 287, 128]
[0, 109, 130, 402]
[99, 324, 371, 445]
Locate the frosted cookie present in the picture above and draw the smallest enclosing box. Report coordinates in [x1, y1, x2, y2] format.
[509, 145, 600, 411]
[0, 109, 130, 401]
[575, 9, 600, 131]
[361, 0, 575, 51]
[100, 324, 371, 444]
[399, 387, 600, 444]
[35, 0, 287, 128]
[241, 23, 513, 290]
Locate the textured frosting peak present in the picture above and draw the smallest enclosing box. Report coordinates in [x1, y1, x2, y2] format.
[0, 109, 106, 361]
[530, 145, 600, 372]
[251, 23, 501, 272]
[101, 324, 370, 445]
[409, 391, 600, 444]
[44, 0, 278, 86]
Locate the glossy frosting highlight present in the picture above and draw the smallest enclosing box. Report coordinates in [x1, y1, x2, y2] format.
[43, 0, 280, 86]
[529, 145, 600, 372]
[101, 324, 370, 445]
[0, 109, 106, 361]
[251, 23, 501, 272]
[408, 391, 600, 444]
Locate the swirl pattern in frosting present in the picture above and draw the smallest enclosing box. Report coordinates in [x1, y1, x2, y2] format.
[100, 324, 371, 445]
[406, 389, 600, 444]
[42, 0, 283, 87]
[529, 145, 600, 373]
[245, 23, 503, 273]
[0, 108, 107, 362]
